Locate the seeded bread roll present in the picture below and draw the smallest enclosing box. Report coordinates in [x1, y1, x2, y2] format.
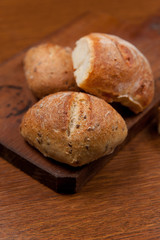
[72, 33, 154, 114]
[20, 92, 127, 167]
[24, 43, 79, 99]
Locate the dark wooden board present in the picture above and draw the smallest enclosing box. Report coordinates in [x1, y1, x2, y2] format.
[0, 12, 160, 193]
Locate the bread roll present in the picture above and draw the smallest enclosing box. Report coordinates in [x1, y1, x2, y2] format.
[24, 43, 79, 99]
[20, 92, 128, 167]
[72, 33, 154, 114]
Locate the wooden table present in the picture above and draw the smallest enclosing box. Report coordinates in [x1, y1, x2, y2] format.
[1, 1, 160, 239]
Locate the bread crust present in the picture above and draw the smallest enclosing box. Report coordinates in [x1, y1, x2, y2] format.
[20, 92, 128, 167]
[72, 33, 154, 113]
[24, 43, 79, 99]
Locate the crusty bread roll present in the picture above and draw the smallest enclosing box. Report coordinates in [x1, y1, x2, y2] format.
[72, 33, 154, 114]
[24, 43, 79, 99]
[20, 92, 128, 167]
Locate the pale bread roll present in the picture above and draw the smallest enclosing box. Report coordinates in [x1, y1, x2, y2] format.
[72, 33, 154, 114]
[24, 43, 79, 99]
[20, 92, 128, 167]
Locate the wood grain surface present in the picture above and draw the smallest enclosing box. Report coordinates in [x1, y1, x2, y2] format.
[1, 12, 160, 194]
[1, 0, 160, 239]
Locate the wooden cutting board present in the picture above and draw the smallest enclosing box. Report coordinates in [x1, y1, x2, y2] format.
[0, 12, 160, 193]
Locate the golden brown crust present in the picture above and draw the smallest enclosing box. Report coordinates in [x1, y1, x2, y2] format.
[73, 33, 154, 114]
[24, 43, 79, 99]
[20, 92, 128, 167]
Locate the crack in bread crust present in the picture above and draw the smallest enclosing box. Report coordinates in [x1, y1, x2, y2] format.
[67, 93, 92, 137]
[67, 93, 79, 137]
